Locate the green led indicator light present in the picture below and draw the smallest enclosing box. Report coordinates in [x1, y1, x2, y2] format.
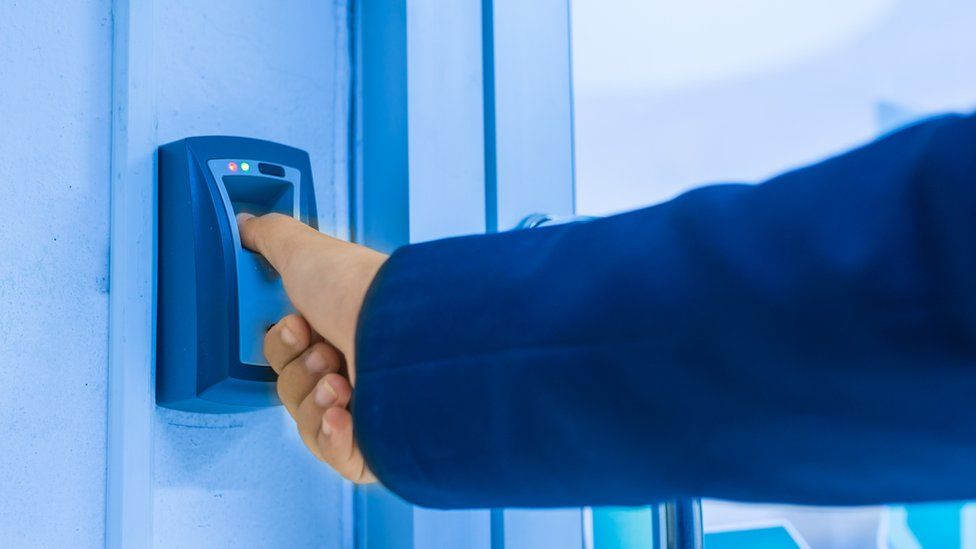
[240, 162, 250, 172]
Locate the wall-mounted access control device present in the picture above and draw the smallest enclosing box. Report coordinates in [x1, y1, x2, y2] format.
[157, 136, 317, 413]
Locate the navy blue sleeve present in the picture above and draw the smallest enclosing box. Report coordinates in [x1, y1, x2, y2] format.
[352, 113, 976, 509]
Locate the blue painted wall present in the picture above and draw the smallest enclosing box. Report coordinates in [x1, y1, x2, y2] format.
[0, 2, 113, 547]
[0, 1, 350, 547]
[152, 2, 350, 547]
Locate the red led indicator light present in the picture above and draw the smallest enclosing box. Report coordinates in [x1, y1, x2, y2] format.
[228, 162, 239, 172]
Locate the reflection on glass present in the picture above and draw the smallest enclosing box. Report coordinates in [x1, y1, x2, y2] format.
[572, 0, 976, 217]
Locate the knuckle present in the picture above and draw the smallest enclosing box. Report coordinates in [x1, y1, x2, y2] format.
[316, 428, 339, 460]
[264, 212, 290, 223]
[308, 342, 341, 371]
[276, 378, 289, 404]
[263, 320, 281, 350]
[282, 315, 310, 345]
[313, 376, 337, 407]
[282, 312, 304, 326]
[276, 363, 302, 397]
[297, 411, 321, 443]
[324, 373, 352, 405]
[300, 428, 324, 462]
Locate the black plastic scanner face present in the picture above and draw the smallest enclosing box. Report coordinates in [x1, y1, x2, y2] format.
[156, 136, 317, 413]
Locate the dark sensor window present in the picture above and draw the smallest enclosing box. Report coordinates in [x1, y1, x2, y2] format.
[258, 162, 285, 177]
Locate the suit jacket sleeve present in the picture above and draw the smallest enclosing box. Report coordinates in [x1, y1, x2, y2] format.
[352, 113, 976, 509]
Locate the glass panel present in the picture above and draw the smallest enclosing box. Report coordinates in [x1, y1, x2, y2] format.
[572, 0, 976, 217]
[570, 0, 976, 546]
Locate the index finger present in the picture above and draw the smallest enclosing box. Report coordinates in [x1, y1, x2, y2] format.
[236, 212, 320, 275]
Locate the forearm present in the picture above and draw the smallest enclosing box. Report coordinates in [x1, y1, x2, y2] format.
[353, 113, 976, 508]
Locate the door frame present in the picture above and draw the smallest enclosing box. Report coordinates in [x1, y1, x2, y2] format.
[354, 1, 596, 548]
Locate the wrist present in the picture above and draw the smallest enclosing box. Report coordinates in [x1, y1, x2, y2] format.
[289, 237, 386, 380]
[337, 248, 387, 370]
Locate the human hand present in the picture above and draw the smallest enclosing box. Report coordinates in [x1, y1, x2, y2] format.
[237, 212, 388, 482]
[262, 313, 376, 483]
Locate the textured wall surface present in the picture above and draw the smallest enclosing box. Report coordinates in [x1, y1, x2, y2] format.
[153, 1, 350, 548]
[0, 1, 348, 547]
[0, 1, 113, 547]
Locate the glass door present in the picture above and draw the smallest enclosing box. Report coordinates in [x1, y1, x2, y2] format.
[570, 0, 976, 547]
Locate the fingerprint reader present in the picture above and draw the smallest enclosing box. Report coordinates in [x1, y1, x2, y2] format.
[157, 136, 318, 413]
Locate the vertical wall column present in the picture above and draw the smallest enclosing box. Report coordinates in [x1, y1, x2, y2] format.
[105, 1, 156, 547]
[109, 2, 353, 547]
[354, 0, 409, 253]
